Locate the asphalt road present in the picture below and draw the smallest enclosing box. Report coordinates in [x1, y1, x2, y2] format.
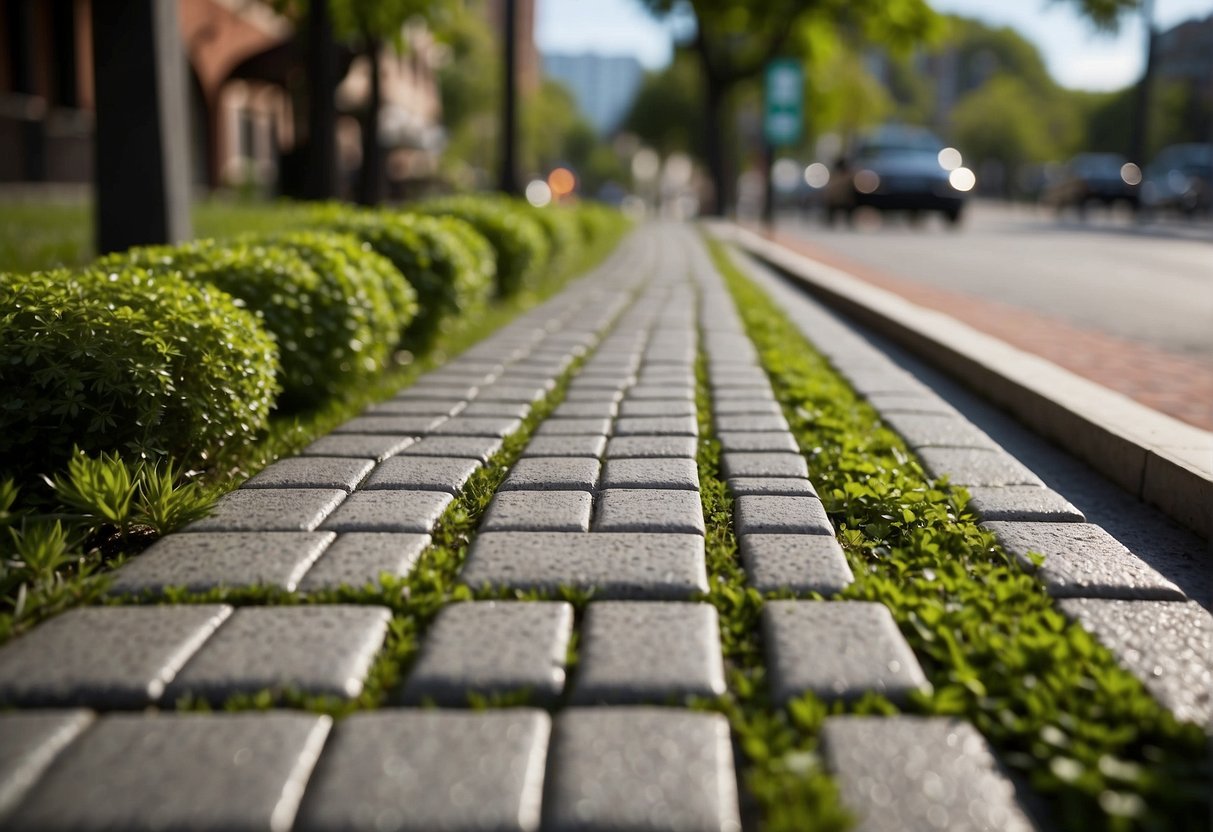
[774, 200, 1213, 362]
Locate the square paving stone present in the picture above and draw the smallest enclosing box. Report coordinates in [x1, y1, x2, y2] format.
[571, 602, 726, 705]
[601, 458, 699, 490]
[711, 387, 776, 402]
[499, 458, 601, 492]
[333, 415, 448, 435]
[364, 398, 467, 416]
[714, 413, 789, 433]
[618, 400, 697, 418]
[4, 712, 330, 832]
[562, 388, 625, 404]
[0, 710, 94, 820]
[299, 533, 430, 591]
[109, 532, 335, 595]
[475, 384, 549, 404]
[964, 486, 1085, 522]
[521, 434, 607, 459]
[594, 489, 705, 535]
[613, 416, 698, 437]
[1057, 598, 1211, 728]
[763, 601, 931, 705]
[552, 401, 620, 419]
[734, 495, 833, 536]
[721, 452, 808, 480]
[716, 432, 799, 454]
[534, 417, 613, 437]
[740, 534, 854, 595]
[917, 448, 1045, 487]
[396, 380, 480, 400]
[300, 434, 416, 461]
[863, 393, 955, 415]
[0, 606, 232, 707]
[400, 602, 573, 706]
[399, 435, 504, 463]
[461, 532, 708, 599]
[295, 710, 549, 832]
[481, 491, 593, 532]
[242, 457, 374, 493]
[727, 477, 818, 498]
[712, 399, 783, 417]
[362, 457, 481, 494]
[543, 708, 740, 832]
[605, 435, 698, 459]
[820, 716, 1040, 832]
[166, 606, 391, 703]
[985, 521, 1185, 600]
[627, 385, 696, 401]
[880, 413, 998, 450]
[431, 415, 524, 438]
[318, 491, 453, 533]
[458, 400, 533, 419]
[184, 489, 347, 533]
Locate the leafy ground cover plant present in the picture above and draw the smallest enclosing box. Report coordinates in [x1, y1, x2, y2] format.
[707, 238, 1209, 831]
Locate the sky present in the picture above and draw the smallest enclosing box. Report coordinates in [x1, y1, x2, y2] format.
[535, 0, 1213, 92]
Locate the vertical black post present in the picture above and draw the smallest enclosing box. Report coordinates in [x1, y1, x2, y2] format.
[305, 0, 338, 200]
[10, 0, 46, 181]
[91, 0, 192, 254]
[499, 0, 520, 195]
[1129, 0, 1156, 165]
[761, 141, 776, 230]
[357, 35, 383, 206]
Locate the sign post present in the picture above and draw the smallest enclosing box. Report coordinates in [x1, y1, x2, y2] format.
[762, 59, 804, 227]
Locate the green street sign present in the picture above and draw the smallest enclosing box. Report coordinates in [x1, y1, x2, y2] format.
[764, 58, 804, 146]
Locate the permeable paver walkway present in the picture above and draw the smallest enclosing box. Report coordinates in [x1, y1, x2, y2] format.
[0, 222, 1206, 831]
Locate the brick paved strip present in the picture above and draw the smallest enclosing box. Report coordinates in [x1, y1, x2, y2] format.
[613, 415, 699, 437]
[300, 434, 416, 461]
[361, 456, 481, 494]
[363, 397, 467, 416]
[332, 415, 448, 435]
[241, 457, 374, 493]
[461, 532, 709, 599]
[400, 602, 573, 706]
[458, 399, 533, 419]
[166, 606, 390, 703]
[481, 491, 594, 533]
[606, 435, 698, 459]
[1057, 598, 1211, 728]
[184, 488, 347, 533]
[714, 413, 790, 433]
[820, 716, 1040, 832]
[985, 521, 1185, 600]
[601, 457, 700, 490]
[917, 447, 1045, 488]
[964, 485, 1085, 522]
[716, 431, 800, 454]
[879, 412, 999, 450]
[542, 708, 741, 832]
[721, 452, 809, 480]
[318, 490, 453, 534]
[733, 495, 833, 536]
[298, 533, 430, 591]
[4, 712, 330, 832]
[534, 417, 613, 437]
[763, 601, 930, 705]
[594, 488, 706, 535]
[499, 457, 601, 492]
[571, 602, 726, 705]
[399, 435, 504, 463]
[0, 711, 93, 820]
[296, 710, 549, 832]
[521, 434, 607, 459]
[0, 606, 231, 707]
[108, 532, 335, 595]
[739, 534, 854, 595]
[727, 477, 818, 498]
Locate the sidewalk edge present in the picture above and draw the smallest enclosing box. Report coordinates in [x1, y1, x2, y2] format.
[710, 221, 1211, 541]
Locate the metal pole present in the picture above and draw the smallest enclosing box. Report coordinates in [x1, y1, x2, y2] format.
[1129, 0, 1157, 165]
[499, 0, 520, 195]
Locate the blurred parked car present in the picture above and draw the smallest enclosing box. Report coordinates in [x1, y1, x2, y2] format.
[822, 125, 972, 226]
[1141, 143, 1212, 217]
[1041, 153, 1141, 214]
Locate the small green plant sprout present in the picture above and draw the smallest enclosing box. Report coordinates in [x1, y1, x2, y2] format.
[134, 459, 215, 537]
[45, 449, 139, 541]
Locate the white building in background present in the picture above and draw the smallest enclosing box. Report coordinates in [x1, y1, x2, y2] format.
[542, 52, 644, 135]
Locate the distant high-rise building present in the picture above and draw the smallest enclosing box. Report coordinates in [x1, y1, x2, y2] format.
[542, 52, 644, 135]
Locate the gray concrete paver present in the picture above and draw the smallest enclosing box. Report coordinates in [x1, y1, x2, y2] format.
[601, 457, 699, 490]
[361, 456, 481, 494]
[318, 490, 452, 533]
[917, 448, 1045, 487]
[299, 533, 430, 591]
[965, 486, 1086, 522]
[618, 400, 697, 417]
[480, 491, 593, 532]
[716, 431, 799, 454]
[520, 434, 607, 459]
[400, 602, 573, 706]
[0, 606, 232, 707]
[721, 452, 808, 480]
[605, 435, 698, 459]
[727, 477, 818, 498]
[184, 488, 346, 533]
[241, 457, 374, 493]
[333, 415, 447, 435]
[0, 710, 94, 822]
[733, 495, 833, 536]
[714, 413, 789, 433]
[533, 417, 613, 437]
[300, 434, 416, 461]
[612, 415, 698, 437]
[430, 415, 523, 438]
[739, 534, 854, 594]
[296, 710, 549, 832]
[4, 712, 330, 832]
[498, 457, 601, 492]
[594, 488, 706, 535]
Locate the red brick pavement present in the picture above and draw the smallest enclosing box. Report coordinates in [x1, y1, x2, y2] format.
[764, 231, 1213, 431]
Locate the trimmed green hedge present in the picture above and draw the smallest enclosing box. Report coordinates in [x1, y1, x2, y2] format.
[415, 196, 550, 297]
[0, 267, 279, 476]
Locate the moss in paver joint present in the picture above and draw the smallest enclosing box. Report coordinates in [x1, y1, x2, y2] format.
[707, 236, 1210, 831]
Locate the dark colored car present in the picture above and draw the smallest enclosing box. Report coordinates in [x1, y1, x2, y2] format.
[1042, 153, 1140, 214]
[822, 126, 970, 226]
[1141, 143, 1212, 217]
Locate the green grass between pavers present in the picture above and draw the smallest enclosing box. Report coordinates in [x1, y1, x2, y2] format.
[0, 199, 317, 272]
[0, 225, 627, 646]
[707, 237, 1210, 832]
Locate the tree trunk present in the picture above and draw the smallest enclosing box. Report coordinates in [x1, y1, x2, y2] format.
[304, 1, 338, 200]
[357, 37, 383, 206]
[702, 73, 729, 217]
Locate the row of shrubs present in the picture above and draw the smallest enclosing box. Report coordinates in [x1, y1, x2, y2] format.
[1, 196, 625, 480]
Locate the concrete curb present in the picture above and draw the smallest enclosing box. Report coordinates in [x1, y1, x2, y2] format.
[711, 222, 1211, 541]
